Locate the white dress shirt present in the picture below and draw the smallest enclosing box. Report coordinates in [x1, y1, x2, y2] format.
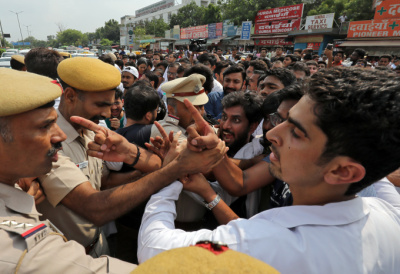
[138, 181, 400, 273]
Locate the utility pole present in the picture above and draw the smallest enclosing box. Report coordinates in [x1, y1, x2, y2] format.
[10, 10, 24, 46]
[0, 20, 6, 47]
[24, 25, 31, 37]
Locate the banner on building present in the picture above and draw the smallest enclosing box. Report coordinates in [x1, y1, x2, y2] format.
[208, 23, 217, 39]
[348, 19, 400, 38]
[255, 18, 301, 34]
[255, 4, 304, 23]
[241, 21, 252, 40]
[306, 42, 321, 51]
[173, 25, 180, 40]
[305, 13, 335, 30]
[216, 22, 223, 36]
[254, 38, 293, 46]
[223, 20, 234, 36]
[180, 25, 208, 39]
[374, 0, 400, 20]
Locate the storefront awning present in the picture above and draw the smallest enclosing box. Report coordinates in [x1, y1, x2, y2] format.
[139, 39, 156, 43]
[251, 34, 287, 39]
[339, 40, 400, 47]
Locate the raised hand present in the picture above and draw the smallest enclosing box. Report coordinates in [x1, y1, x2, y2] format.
[70, 116, 136, 164]
[18, 177, 46, 205]
[184, 99, 219, 152]
[145, 121, 176, 161]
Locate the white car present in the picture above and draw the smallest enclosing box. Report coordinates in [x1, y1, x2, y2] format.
[0, 57, 11, 68]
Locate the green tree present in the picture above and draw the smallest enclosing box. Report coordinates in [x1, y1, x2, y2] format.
[100, 38, 113, 46]
[308, 0, 374, 21]
[95, 19, 120, 43]
[169, 1, 205, 28]
[133, 27, 153, 43]
[145, 18, 170, 37]
[218, 0, 300, 25]
[203, 4, 222, 24]
[57, 29, 87, 46]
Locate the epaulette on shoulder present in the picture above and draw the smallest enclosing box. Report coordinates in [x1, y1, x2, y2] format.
[0, 219, 55, 251]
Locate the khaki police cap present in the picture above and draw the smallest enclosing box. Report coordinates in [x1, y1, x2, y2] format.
[0, 68, 62, 117]
[11, 55, 25, 65]
[57, 57, 120, 92]
[132, 246, 279, 273]
[162, 73, 208, 106]
[58, 52, 71, 58]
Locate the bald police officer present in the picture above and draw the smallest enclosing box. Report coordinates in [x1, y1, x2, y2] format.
[0, 68, 135, 272]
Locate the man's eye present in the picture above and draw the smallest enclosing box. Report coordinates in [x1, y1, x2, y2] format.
[290, 128, 300, 139]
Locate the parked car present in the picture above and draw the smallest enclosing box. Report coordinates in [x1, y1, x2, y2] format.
[0, 57, 11, 68]
[1, 52, 16, 58]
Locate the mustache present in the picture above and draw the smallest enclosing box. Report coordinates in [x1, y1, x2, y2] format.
[90, 115, 106, 122]
[269, 145, 280, 160]
[47, 142, 62, 157]
[222, 130, 234, 136]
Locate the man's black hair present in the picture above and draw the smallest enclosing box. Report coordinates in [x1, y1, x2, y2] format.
[197, 53, 217, 67]
[303, 53, 312, 62]
[285, 54, 298, 63]
[265, 68, 296, 87]
[288, 61, 310, 77]
[144, 71, 159, 88]
[221, 91, 264, 125]
[214, 61, 230, 75]
[124, 83, 160, 121]
[25, 47, 62, 80]
[353, 48, 366, 59]
[183, 64, 214, 93]
[156, 61, 169, 70]
[222, 65, 246, 82]
[249, 60, 269, 72]
[379, 54, 392, 61]
[115, 60, 124, 70]
[257, 57, 272, 69]
[306, 67, 400, 195]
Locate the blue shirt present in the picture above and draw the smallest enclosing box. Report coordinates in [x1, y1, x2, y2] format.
[204, 91, 224, 119]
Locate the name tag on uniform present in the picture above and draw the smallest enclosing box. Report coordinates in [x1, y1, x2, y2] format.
[77, 161, 88, 169]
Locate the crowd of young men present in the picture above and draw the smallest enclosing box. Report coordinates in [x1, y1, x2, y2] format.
[1, 45, 400, 273]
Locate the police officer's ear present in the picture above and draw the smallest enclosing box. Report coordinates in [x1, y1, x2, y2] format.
[63, 87, 79, 104]
[167, 104, 176, 116]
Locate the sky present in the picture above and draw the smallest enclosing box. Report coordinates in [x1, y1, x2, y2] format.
[1, 0, 169, 42]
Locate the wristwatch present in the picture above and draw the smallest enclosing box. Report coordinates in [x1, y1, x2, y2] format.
[204, 194, 221, 210]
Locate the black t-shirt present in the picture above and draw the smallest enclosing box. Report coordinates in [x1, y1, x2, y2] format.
[115, 123, 153, 228]
[263, 155, 293, 208]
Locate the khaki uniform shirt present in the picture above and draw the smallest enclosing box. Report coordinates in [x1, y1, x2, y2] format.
[0, 183, 135, 273]
[37, 110, 107, 254]
[150, 115, 206, 222]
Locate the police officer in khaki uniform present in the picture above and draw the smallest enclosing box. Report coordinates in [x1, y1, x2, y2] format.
[150, 74, 210, 228]
[36, 57, 163, 257]
[0, 68, 135, 272]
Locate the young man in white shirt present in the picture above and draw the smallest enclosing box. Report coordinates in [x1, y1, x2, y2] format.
[136, 67, 400, 273]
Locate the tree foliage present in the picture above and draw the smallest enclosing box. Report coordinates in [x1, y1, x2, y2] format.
[144, 18, 170, 37]
[217, 0, 301, 26]
[307, 0, 374, 22]
[169, 2, 224, 28]
[57, 29, 88, 46]
[95, 19, 120, 43]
